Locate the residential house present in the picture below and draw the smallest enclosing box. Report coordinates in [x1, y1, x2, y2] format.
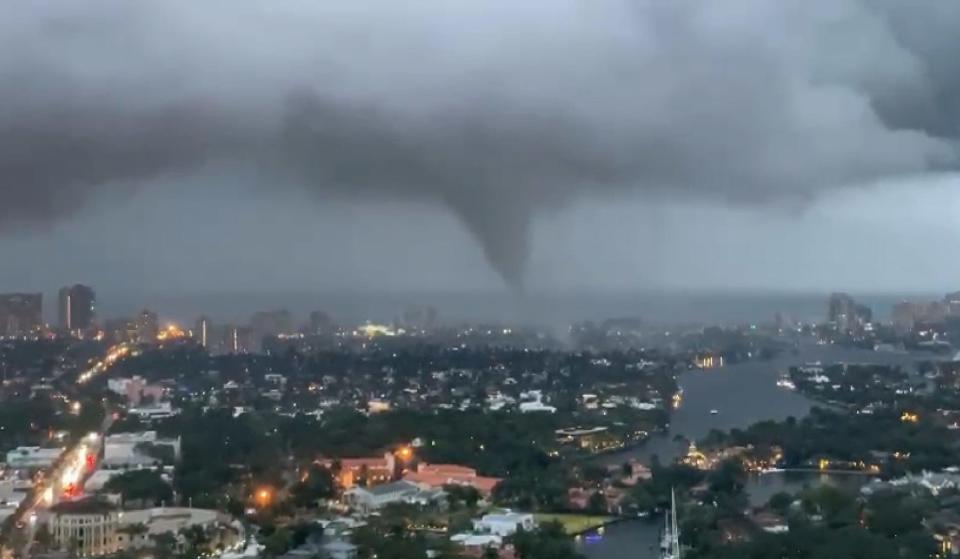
[319, 453, 396, 489]
[403, 463, 501, 496]
[472, 512, 536, 537]
[343, 481, 444, 514]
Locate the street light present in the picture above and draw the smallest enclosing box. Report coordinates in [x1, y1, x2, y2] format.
[255, 488, 272, 508]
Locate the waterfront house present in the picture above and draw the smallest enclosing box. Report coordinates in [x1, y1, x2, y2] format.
[472, 511, 535, 537]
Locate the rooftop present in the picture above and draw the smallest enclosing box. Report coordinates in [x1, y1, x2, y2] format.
[365, 480, 420, 497]
[50, 497, 117, 516]
[480, 511, 533, 523]
[106, 431, 158, 443]
[417, 463, 477, 477]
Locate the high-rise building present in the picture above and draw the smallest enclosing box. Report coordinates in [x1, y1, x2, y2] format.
[0, 293, 42, 337]
[942, 292, 960, 318]
[891, 302, 920, 334]
[250, 309, 293, 351]
[827, 292, 871, 333]
[195, 316, 212, 348]
[308, 311, 333, 335]
[58, 285, 96, 334]
[226, 325, 254, 354]
[135, 309, 159, 343]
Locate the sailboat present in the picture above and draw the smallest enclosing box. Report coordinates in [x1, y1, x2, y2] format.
[659, 488, 681, 559]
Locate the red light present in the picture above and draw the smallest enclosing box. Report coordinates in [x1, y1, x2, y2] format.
[86, 455, 96, 470]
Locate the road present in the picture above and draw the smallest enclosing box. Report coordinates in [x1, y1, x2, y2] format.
[2, 410, 114, 558]
[0, 342, 128, 557]
[77, 343, 132, 385]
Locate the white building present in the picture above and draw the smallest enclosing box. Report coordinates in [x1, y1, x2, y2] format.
[486, 393, 515, 411]
[472, 511, 536, 537]
[343, 481, 445, 514]
[103, 432, 180, 468]
[127, 401, 178, 419]
[518, 391, 556, 414]
[367, 399, 392, 414]
[49, 498, 122, 556]
[5, 446, 62, 469]
[50, 497, 239, 557]
[450, 533, 503, 548]
[120, 506, 225, 540]
[519, 401, 557, 413]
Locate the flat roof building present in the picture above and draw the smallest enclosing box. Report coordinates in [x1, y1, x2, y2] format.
[5, 446, 62, 470]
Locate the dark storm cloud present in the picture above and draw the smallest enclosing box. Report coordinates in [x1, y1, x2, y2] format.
[0, 0, 958, 286]
[868, 1, 960, 139]
[0, 103, 239, 227]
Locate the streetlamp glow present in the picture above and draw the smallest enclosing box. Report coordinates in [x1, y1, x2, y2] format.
[256, 488, 272, 507]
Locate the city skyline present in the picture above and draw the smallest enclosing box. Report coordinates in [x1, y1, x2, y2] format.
[4, 3, 960, 559]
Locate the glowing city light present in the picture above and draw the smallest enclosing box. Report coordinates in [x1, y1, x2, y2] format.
[157, 323, 187, 341]
[396, 445, 414, 461]
[900, 411, 919, 423]
[255, 488, 272, 507]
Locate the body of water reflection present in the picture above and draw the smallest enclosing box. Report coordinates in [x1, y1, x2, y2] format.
[600, 342, 929, 467]
[575, 519, 662, 559]
[578, 472, 869, 559]
[580, 340, 931, 559]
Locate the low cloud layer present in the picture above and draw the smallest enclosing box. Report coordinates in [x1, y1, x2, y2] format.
[1, 0, 958, 286]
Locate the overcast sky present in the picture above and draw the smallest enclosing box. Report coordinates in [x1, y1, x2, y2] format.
[2, 0, 959, 299]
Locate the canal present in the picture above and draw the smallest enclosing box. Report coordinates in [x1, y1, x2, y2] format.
[578, 341, 933, 559]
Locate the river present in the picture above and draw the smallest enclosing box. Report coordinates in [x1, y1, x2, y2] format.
[578, 340, 934, 559]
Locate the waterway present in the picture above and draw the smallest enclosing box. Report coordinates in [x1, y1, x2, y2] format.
[579, 340, 935, 559]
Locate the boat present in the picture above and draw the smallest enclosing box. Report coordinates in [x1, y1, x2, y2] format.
[776, 376, 796, 390]
[660, 488, 681, 559]
[709, 409, 719, 415]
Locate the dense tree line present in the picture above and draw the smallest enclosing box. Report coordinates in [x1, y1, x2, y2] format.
[686, 485, 937, 559]
[151, 405, 572, 510]
[701, 407, 960, 473]
[102, 469, 174, 507]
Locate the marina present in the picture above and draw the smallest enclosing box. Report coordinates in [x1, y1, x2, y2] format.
[580, 341, 932, 558]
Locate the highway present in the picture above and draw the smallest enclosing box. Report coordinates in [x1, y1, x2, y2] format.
[77, 343, 132, 385]
[3, 412, 113, 558]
